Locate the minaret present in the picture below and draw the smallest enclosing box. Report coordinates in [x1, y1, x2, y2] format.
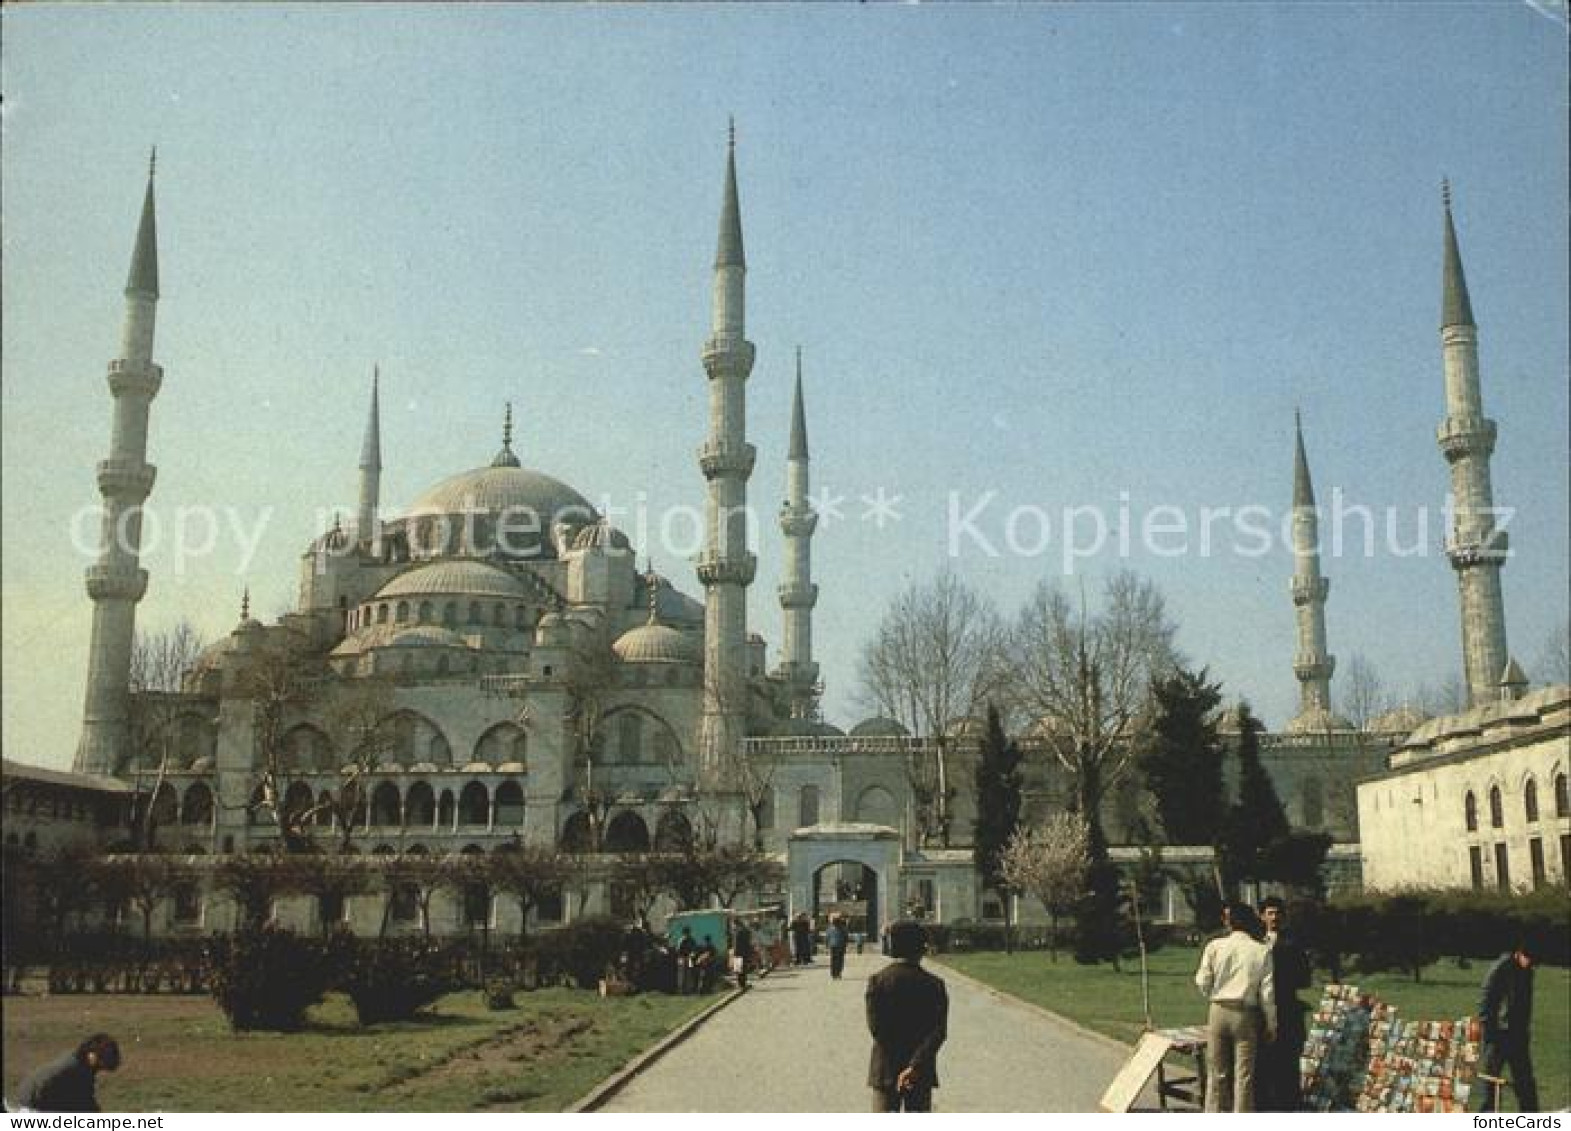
[76, 153, 164, 775]
[778, 347, 820, 718]
[696, 123, 758, 782]
[356, 367, 381, 541]
[1436, 183, 1514, 707]
[1289, 411, 1335, 724]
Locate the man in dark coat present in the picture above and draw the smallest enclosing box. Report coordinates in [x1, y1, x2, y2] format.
[1257, 897, 1311, 1111]
[865, 920, 948, 1112]
[14, 1034, 120, 1112]
[1476, 942, 1538, 1112]
[731, 921, 754, 992]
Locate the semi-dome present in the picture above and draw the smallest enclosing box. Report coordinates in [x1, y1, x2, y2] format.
[406, 465, 596, 531]
[375, 560, 530, 601]
[612, 622, 700, 664]
[849, 716, 910, 738]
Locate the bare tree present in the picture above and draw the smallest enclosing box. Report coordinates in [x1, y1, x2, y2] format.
[1339, 653, 1390, 731]
[213, 849, 300, 931]
[487, 845, 571, 941]
[305, 678, 399, 853]
[231, 631, 325, 851]
[561, 630, 620, 853]
[1413, 672, 1468, 718]
[95, 854, 187, 941]
[1006, 571, 1178, 839]
[858, 570, 1006, 846]
[998, 815, 1089, 962]
[124, 621, 208, 849]
[1536, 622, 1570, 686]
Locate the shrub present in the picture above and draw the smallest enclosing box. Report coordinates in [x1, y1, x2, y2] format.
[483, 977, 515, 1010]
[338, 938, 454, 1025]
[534, 915, 626, 990]
[206, 926, 330, 1032]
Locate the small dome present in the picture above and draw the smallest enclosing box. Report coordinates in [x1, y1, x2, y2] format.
[571, 520, 631, 553]
[375, 560, 529, 601]
[849, 716, 910, 738]
[1369, 704, 1431, 735]
[773, 717, 846, 738]
[613, 623, 700, 664]
[1284, 706, 1355, 734]
[944, 715, 985, 739]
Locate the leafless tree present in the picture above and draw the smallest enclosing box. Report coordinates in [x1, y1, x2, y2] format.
[95, 854, 187, 941]
[858, 570, 1006, 846]
[230, 631, 325, 851]
[1340, 653, 1390, 731]
[124, 621, 208, 849]
[561, 630, 620, 852]
[1413, 672, 1468, 718]
[213, 849, 301, 931]
[1005, 571, 1178, 842]
[304, 678, 399, 852]
[486, 845, 571, 941]
[1536, 622, 1570, 686]
[998, 814, 1089, 962]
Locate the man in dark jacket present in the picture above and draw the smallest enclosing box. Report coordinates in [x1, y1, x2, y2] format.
[14, 1034, 120, 1112]
[1476, 942, 1538, 1112]
[866, 920, 948, 1112]
[1257, 896, 1311, 1111]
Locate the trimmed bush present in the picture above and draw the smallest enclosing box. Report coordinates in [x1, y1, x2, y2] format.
[206, 926, 330, 1032]
[534, 915, 626, 990]
[338, 938, 454, 1025]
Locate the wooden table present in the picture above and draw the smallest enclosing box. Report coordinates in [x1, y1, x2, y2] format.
[1153, 1025, 1208, 1111]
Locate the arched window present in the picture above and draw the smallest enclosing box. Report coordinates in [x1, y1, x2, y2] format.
[149, 783, 179, 832]
[493, 602, 506, 626]
[854, 785, 898, 828]
[652, 732, 677, 769]
[418, 601, 433, 623]
[799, 784, 820, 828]
[458, 782, 489, 827]
[1465, 791, 1478, 832]
[1302, 777, 1325, 829]
[438, 790, 455, 829]
[1525, 779, 1540, 824]
[378, 603, 389, 624]
[370, 782, 401, 826]
[405, 782, 436, 828]
[618, 714, 643, 764]
[443, 601, 458, 627]
[428, 733, 452, 765]
[560, 810, 593, 853]
[515, 606, 529, 629]
[182, 782, 214, 826]
[495, 781, 525, 828]
[396, 601, 409, 623]
[475, 723, 526, 767]
[1489, 785, 1504, 829]
[1556, 772, 1569, 818]
[283, 781, 315, 827]
[654, 810, 694, 853]
[469, 601, 483, 624]
[605, 810, 651, 853]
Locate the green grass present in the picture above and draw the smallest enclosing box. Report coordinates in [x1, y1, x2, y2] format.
[2, 987, 712, 1112]
[938, 947, 1570, 1112]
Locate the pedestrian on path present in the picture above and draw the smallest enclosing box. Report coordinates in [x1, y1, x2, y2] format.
[827, 914, 849, 980]
[790, 913, 813, 966]
[1257, 896, 1310, 1111]
[1475, 940, 1539, 1112]
[732, 920, 754, 992]
[1195, 902, 1276, 1113]
[866, 920, 948, 1112]
[676, 926, 696, 994]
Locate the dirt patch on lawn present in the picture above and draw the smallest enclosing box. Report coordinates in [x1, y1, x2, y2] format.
[384, 1013, 596, 1102]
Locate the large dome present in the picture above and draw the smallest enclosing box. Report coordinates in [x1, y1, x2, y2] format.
[612, 622, 701, 664]
[375, 560, 530, 600]
[406, 465, 597, 541]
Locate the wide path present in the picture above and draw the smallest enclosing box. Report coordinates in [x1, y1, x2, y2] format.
[599, 951, 1154, 1112]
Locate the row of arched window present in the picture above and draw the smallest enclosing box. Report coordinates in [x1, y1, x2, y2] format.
[1464, 771, 1568, 833]
[349, 599, 535, 633]
[558, 808, 695, 853]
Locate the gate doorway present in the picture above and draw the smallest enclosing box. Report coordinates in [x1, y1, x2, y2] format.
[812, 860, 879, 938]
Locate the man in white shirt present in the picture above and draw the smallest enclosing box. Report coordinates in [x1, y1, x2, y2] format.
[1195, 902, 1276, 1112]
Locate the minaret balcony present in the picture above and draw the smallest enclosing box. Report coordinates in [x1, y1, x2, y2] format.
[776, 660, 820, 686]
[1289, 576, 1329, 605]
[778, 581, 819, 609]
[698, 441, 757, 480]
[696, 552, 757, 587]
[85, 564, 149, 602]
[701, 335, 756, 376]
[1292, 655, 1334, 682]
[1446, 529, 1510, 567]
[107, 359, 163, 398]
[778, 508, 819, 537]
[1436, 415, 1497, 462]
[96, 459, 157, 500]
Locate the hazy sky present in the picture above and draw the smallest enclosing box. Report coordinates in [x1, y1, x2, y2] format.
[4, 3, 1567, 769]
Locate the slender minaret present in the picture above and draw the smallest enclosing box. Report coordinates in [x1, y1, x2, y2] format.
[356, 367, 381, 540]
[778, 347, 820, 718]
[1289, 411, 1335, 725]
[696, 123, 757, 782]
[1436, 182, 1514, 707]
[76, 154, 164, 775]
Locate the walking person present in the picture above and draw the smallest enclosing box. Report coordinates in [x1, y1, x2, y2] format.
[1257, 896, 1310, 1111]
[790, 912, 812, 966]
[1475, 940, 1539, 1112]
[675, 926, 696, 995]
[13, 1034, 121, 1112]
[731, 919, 754, 992]
[827, 914, 849, 980]
[1195, 902, 1276, 1113]
[866, 920, 948, 1112]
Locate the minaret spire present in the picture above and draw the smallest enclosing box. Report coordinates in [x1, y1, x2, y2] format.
[492, 401, 521, 468]
[356, 367, 382, 540]
[1288, 412, 1336, 728]
[697, 125, 758, 783]
[778, 346, 820, 719]
[1436, 185, 1517, 706]
[77, 158, 166, 774]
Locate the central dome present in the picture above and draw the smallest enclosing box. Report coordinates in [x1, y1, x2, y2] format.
[407, 465, 596, 524]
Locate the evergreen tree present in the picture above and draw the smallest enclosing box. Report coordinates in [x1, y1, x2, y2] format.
[972, 702, 1024, 950]
[1219, 701, 1289, 888]
[1138, 666, 1225, 845]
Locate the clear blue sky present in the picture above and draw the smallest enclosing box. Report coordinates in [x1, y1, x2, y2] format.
[4, 3, 1567, 767]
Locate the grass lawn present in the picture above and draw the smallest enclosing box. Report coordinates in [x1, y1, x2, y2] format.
[939, 947, 1569, 1112]
[2, 987, 713, 1112]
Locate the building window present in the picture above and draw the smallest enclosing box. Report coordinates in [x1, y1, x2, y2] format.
[390, 883, 420, 924]
[1469, 845, 1485, 891]
[1529, 838, 1547, 889]
[537, 886, 564, 923]
[1494, 842, 1510, 890]
[1489, 786, 1503, 829]
[1525, 779, 1540, 824]
[1555, 773, 1568, 818]
[1464, 791, 1478, 832]
[1561, 835, 1570, 885]
[173, 883, 202, 924]
[799, 785, 820, 828]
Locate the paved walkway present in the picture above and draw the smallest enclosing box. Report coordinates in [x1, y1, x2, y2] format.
[599, 952, 1155, 1112]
